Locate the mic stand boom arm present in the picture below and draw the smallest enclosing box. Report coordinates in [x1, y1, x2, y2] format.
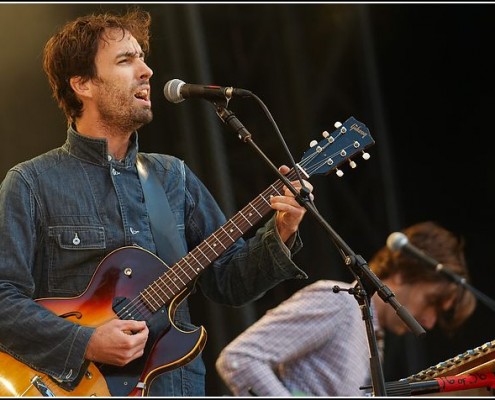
[215, 105, 426, 397]
[437, 265, 495, 313]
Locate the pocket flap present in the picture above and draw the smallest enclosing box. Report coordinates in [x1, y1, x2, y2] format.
[48, 226, 106, 250]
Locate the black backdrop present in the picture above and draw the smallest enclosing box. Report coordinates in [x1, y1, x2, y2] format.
[1, 3, 494, 396]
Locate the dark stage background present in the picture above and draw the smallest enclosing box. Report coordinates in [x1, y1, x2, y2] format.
[1, 3, 494, 396]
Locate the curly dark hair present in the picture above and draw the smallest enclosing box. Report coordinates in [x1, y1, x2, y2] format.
[369, 221, 476, 332]
[42, 7, 151, 123]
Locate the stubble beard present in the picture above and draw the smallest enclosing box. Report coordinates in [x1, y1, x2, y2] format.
[97, 82, 153, 136]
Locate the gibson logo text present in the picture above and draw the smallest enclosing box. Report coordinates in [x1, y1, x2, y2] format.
[350, 123, 367, 138]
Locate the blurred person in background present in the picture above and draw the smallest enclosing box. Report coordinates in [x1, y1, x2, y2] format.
[216, 221, 476, 396]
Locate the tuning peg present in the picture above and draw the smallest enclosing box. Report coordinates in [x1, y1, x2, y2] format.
[319, 131, 335, 144]
[309, 140, 318, 147]
[349, 159, 357, 169]
[336, 168, 344, 177]
[362, 151, 370, 160]
[334, 121, 342, 129]
[322, 131, 335, 143]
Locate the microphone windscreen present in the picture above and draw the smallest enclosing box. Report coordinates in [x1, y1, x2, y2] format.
[386, 232, 408, 251]
[164, 79, 185, 103]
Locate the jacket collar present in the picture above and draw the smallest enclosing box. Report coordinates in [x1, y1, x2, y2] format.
[63, 124, 139, 167]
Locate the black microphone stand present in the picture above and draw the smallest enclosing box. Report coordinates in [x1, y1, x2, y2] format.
[437, 265, 495, 313]
[214, 104, 426, 397]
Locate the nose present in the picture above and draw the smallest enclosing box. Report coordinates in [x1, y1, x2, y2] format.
[139, 59, 153, 79]
[418, 309, 437, 330]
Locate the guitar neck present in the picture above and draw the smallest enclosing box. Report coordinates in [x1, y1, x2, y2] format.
[140, 168, 300, 311]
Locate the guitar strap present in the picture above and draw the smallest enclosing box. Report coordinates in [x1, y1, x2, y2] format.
[136, 153, 187, 265]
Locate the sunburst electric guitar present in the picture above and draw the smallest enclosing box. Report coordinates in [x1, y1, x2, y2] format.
[0, 116, 374, 397]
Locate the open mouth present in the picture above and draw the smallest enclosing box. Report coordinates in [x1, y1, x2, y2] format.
[134, 88, 150, 103]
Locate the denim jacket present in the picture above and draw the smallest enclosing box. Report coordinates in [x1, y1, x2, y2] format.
[0, 126, 306, 396]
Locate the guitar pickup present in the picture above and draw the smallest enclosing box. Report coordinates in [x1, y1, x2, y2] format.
[112, 296, 146, 322]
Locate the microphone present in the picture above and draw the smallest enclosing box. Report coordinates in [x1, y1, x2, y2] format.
[361, 372, 495, 396]
[163, 79, 252, 103]
[386, 231, 466, 284]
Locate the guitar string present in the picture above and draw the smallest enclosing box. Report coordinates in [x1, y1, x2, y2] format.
[113, 131, 363, 321]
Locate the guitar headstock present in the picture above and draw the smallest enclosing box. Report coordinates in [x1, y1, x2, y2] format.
[299, 116, 375, 178]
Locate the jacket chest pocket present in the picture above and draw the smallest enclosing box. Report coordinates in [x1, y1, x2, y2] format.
[48, 225, 106, 295]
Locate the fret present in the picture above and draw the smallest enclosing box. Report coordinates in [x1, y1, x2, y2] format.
[154, 278, 172, 300]
[157, 273, 176, 295]
[204, 240, 219, 256]
[196, 246, 211, 263]
[188, 251, 202, 269]
[142, 288, 161, 311]
[259, 193, 271, 206]
[211, 232, 227, 249]
[181, 257, 196, 273]
[168, 267, 186, 286]
[239, 210, 254, 226]
[219, 226, 235, 242]
[229, 219, 243, 235]
[247, 202, 263, 218]
[269, 183, 283, 195]
[148, 286, 166, 309]
[164, 270, 181, 290]
[174, 260, 194, 280]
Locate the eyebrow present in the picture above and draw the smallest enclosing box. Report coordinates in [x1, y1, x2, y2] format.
[116, 50, 145, 59]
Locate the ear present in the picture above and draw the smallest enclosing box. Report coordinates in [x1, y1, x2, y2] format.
[69, 76, 92, 99]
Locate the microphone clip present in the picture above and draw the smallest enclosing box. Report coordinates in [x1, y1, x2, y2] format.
[215, 106, 251, 142]
[332, 284, 366, 298]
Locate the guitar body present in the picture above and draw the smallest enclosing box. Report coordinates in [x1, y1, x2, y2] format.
[0, 246, 207, 397]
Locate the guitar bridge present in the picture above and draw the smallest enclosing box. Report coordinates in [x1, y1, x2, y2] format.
[31, 376, 55, 397]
